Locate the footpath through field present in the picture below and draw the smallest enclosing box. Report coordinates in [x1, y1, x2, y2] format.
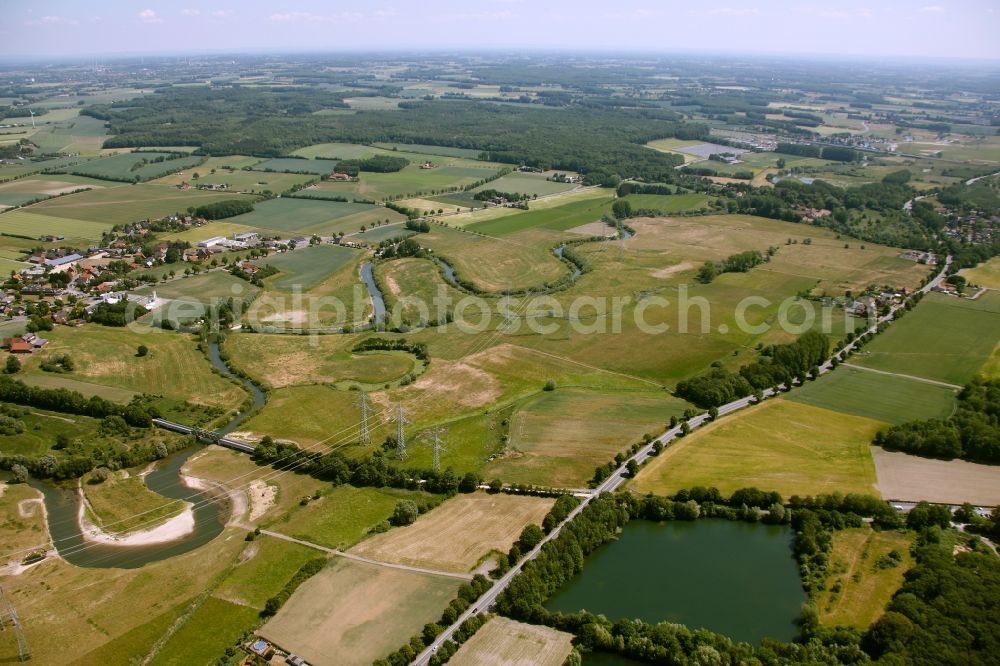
[839, 363, 963, 390]
[258, 529, 474, 581]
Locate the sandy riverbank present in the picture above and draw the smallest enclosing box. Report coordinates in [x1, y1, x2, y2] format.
[77, 483, 196, 546]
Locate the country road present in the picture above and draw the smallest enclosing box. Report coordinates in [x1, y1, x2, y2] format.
[412, 255, 953, 665]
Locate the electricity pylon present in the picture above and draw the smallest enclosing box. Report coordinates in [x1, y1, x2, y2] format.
[392, 403, 410, 460]
[356, 390, 372, 446]
[422, 426, 449, 471]
[0, 586, 30, 662]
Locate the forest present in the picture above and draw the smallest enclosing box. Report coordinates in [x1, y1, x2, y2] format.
[83, 87, 706, 182]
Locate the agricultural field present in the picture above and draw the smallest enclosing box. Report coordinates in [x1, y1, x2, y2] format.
[20, 184, 259, 228]
[483, 389, 688, 488]
[0, 174, 113, 207]
[222, 197, 397, 236]
[261, 244, 360, 291]
[349, 492, 554, 572]
[961, 255, 1000, 289]
[787, 367, 957, 424]
[147, 597, 260, 666]
[0, 209, 114, 244]
[468, 172, 578, 197]
[645, 138, 706, 163]
[16, 324, 248, 416]
[449, 617, 574, 666]
[19, 113, 109, 154]
[153, 164, 312, 195]
[373, 142, 483, 159]
[623, 192, 713, 214]
[871, 447, 1000, 505]
[818, 528, 914, 630]
[854, 292, 1000, 385]
[252, 157, 332, 175]
[464, 194, 613, 236]
[65, 151, 203, 182]
[259, 557, 461, 666]
[630, 399, 881, 499]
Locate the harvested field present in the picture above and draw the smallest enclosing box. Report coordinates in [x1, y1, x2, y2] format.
[259, 558, 460, 666]
[483, 389, 687, 488]
[872, 447, 1000, 505]
[349, 492, 554, 572]
[630, 399, 881, 499]
[449, 617, 573, 666]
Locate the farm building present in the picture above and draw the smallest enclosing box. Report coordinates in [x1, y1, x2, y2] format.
[233, 231, 260, 243]
[328, 172, 353, 181]
[44, 253, 83, 271]
[197, 236, 227, 248]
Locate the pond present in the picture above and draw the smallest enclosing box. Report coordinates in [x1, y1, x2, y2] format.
[546, 519, 804, 644]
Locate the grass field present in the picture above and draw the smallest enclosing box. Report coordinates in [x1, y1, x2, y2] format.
[854, 292, 1000, 385]
[223, 333, 413, 389]
[83, 469, 186, 536]
[262, 244, 360, 291]
[0, 209, 115, 243]
[375, 255, 466, 326]
[469, 172, 577, 197]
[148, 597, 260, 666]
[630, 399, 882, 499]
[0, 482, 48, 559]
[449, 617, 574, 666]
[238, 384, 374, 447]
[152, 167, 313, 195]
[252, 157, 332, 175]
[418, 225, 569, 292]
[872, 447, 1000, 505]
[0, 409, 104, 458]
[18, 324, 247, 414]
[223, 197, 379, 234]
[373, 142, 483, 159]
[787, 367, 957, 424]
[183, 446, 328, 525]
[483, 388, 689, 488]
[213, 538, 318, 609]
[349, 492, 554, 572]
[67, 152, 203, 182]
[623, 192, 713, 214]
[22, 184, 259, 228]
[5, 525, 248, 666]
[267, 485, 436, 550]
[961, 256, 1000, 289]
[465, 194, 613, 236]
[818, 528, 914, 630]
[260, 557, 461, 666]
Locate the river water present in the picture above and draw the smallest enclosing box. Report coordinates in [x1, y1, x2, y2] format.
[546, 519, 804, 644]
[360, 261, 386, 329]
[29, 341, 264, 569]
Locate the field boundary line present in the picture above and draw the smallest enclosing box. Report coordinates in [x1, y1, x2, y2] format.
[841, 363, 962, 390]
[259, 529, 474, 581]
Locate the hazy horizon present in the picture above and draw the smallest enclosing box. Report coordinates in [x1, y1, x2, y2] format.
[2, 0, 999, 61]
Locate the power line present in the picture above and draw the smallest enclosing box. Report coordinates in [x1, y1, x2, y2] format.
[0, 586, 30, 662]
[392, 403, 410, 461]
[356, 390, 372, 447]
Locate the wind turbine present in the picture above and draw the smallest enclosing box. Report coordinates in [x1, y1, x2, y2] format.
[28, 108, 35, 129]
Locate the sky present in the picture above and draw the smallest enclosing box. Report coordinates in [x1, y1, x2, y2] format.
[2, 0, 999, 61]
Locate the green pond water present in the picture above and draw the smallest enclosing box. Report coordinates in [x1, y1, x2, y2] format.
[547, 519, 804, 645]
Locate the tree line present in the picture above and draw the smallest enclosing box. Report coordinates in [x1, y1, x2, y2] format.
[696, 248, 770, 284]
[675, 331, 830, 408]
[874, 378, 1000, 463]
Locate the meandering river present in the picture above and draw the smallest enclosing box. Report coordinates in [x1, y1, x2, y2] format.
[29, 342, 263, 569]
